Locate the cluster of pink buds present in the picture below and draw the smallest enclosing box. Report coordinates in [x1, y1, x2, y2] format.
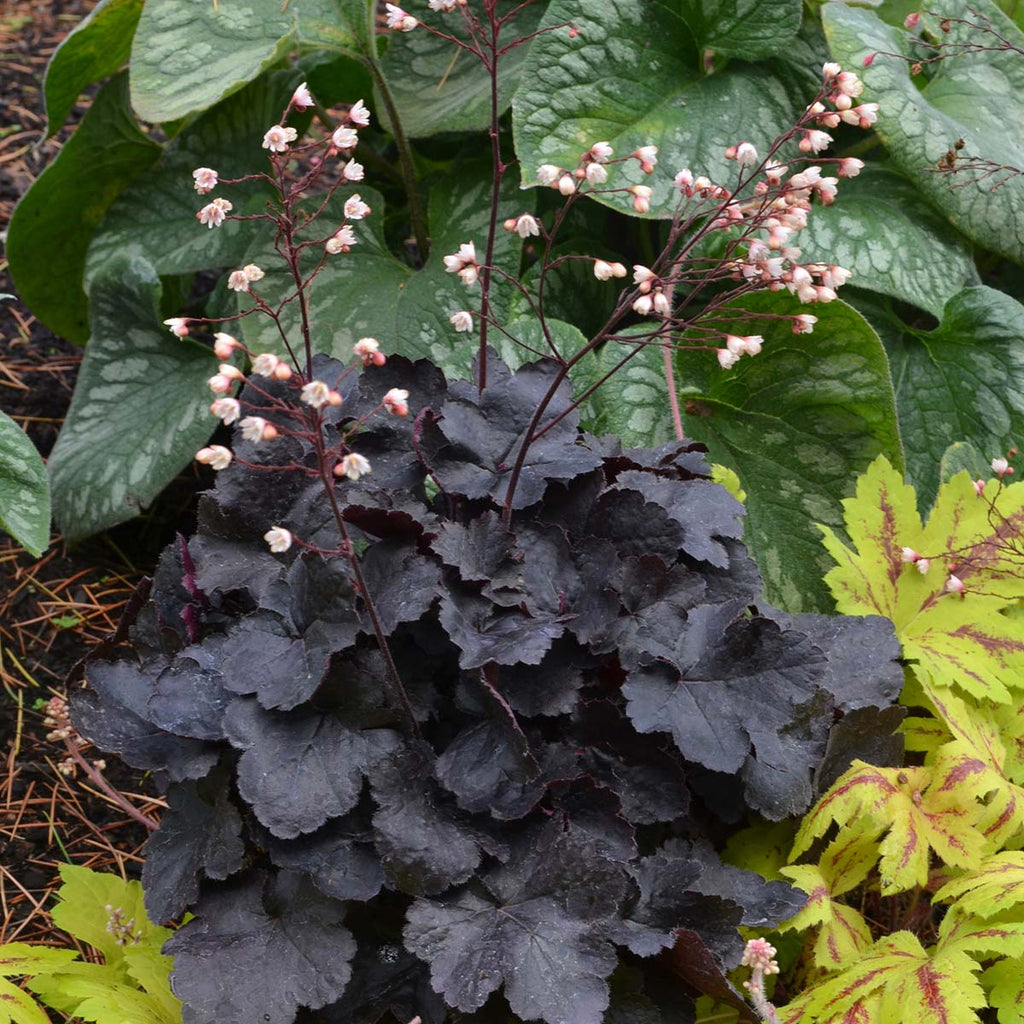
[444, 242, 479, 286]
[900, 547, 931, 575]
[741, 938, 781, 1024]
[43, 695, 74, 742]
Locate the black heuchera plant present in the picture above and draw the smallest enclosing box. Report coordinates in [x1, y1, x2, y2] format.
[72, 353, 903, 1024]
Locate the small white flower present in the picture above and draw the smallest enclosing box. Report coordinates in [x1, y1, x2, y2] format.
[841, 103, 878, 129]
[792, 313, 817, 335]
[835, 71, 863, 98]
[240, 416, 269, 442]
[384, 3, 417, 30]
[341, 160, 365, 182]
[164, 317, 189, 337]
[652, 291, 670, 315]
[917, 558, 931, 575]
[444, 241, 477, 276]
[799, 130, 833, 155]
[326, 225, 357, 254]
[344, 194, 371, 219]
[992, 457, 1010, 476]
[901, 546, 920, 563]
[449, 311, 474, 333]
[192, 167, 218, 194]
[383, 387, 409, 416]
[674, 168, 694, 193]
[838, 157, 865, 178]
[210, 397, 240, 424]
[332, 126, 358, 150]
[822, 61, 842, 79]
[788, 167, 822, 190]
[339, 452, 372, 480]
[251, 353, 281, 377]
[264, 526, 292, 553]
[348, 99, 371, 126]
[629, 184, 652, 213]
[301, 380, 331, 408]
[945, 574, 965, 594]
[589, 141, 613, 162]
[633, 265, 656, 286]
[585, 162, 608, 186]
[228, 270, 251, 292]
[558, 173, 577, 196]
[353, 338, 385, 366]
[593, 260, 626, 281]
[291, 82, 313, 110]
[734, 141, 758, 166]
[634, 145, 658, 172]
[262, 124, 298, 153]
[716, 348, 740, 370]
[514, 214, 540, 238]
[244, 264, 265, 282]
[197, 197, 233, 228]
[633, 294, 653, 316]
[207, 374, 232, 394]
[536, 164, 561, 186]
[428, 0, 458, 9]
[195, 445, 233, 470]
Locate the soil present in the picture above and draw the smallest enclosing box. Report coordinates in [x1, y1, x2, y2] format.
[0, 0, 188, 946]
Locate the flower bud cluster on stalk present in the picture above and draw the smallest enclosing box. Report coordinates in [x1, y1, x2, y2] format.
[163, 55, 876, 558]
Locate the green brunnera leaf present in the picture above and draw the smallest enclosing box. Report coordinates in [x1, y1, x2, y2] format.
[128, 0, 357, 123]
[852, 286, 1024, 505]
[512, 0, 807, 218]
[87, 71, 299, 282]
[574, 331, 676, 449]
[0, 411, 50, 558]
[48, 256, 217, 540]
[376, 1, 544, 138]
[7, 73, 160, 343]
[824, 0, 1024, 265]
[676, 293, 903, 613]
[237, 165, 525, 378]
[798, 165, 976, 318]
[43, 0, 144, 135]
[674, 0, 802, 60]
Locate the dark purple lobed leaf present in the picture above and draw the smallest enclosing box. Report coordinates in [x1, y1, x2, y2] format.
[142, 773, 245, 924]
[358, 539, 442, 635]
[224, 697, 401, 839]
[404, 821, 634, 1024]
[165, 870, 355, 1024]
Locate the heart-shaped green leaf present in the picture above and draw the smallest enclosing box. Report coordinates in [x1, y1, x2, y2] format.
[43, 0, 143, 135]
[7, 73, 160, 342]
[675, 0, 802, 60]
[852, 286, 1024, 505]
[823, 0, 1024, 265]
[676, 293, 904, 611]
[48, 256, 218, 540]
[512, 0, 808, 217]
[128, 0, 356, 123]
[0, 411, 50, 557]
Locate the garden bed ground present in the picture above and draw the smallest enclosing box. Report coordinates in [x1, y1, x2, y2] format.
[0, 0, 169, 948]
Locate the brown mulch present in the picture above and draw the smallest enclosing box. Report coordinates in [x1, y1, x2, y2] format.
[0, 0, 167, 947]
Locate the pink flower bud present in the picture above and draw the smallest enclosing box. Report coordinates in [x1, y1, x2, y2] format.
[863, 53, 876, 67]
[838, 157, 865, 178]
[383, 387, 409, 417]
[384, 4, 417, 30]
[901, 546, 920, 563]
[354, 337, 387, 364]
[240, 416, 270, 442]
[992, 457, 1011, 476]
[589, 141, 613, 162]
[973, 478, 986, 496]
[219, 363, 245, 381]
[251, 353, 280, 377]
[273, 362, 293, 381]
[164, 317, 190, 337]
[207, 374, 232, 394]
[210, 397, 240, 424]
[558, 173, 577, 196]
[213, 333, 239, 360]
[633, 146, 658, 173]
[945, 574, 965, 595]
[585, 162, 608, 186]
[916, 558, 930, 575]
[291, 82, 313, 111]
[734, 141, 758, 166]
[536, 164, 561, 186]
[905, 12, 921, 29]
[630, 184, 652, 214]
[195, 445, 232, 470]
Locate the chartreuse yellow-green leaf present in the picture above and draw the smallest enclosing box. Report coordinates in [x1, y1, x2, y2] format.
[780, 929, 986, 1024]
[820, 456, 1024, 702]
[936, 853, 1024, 917]
[779, 832, 876, 969]
[790, 745, 990, 896]
[982, 957, 1024, 1024]
[0, 945, 80, 1024]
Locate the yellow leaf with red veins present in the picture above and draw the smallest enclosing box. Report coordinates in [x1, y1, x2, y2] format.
[820, 457, 1024, 703]
[791, 745, 988, 895]
[936, 853, 1024, 918]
